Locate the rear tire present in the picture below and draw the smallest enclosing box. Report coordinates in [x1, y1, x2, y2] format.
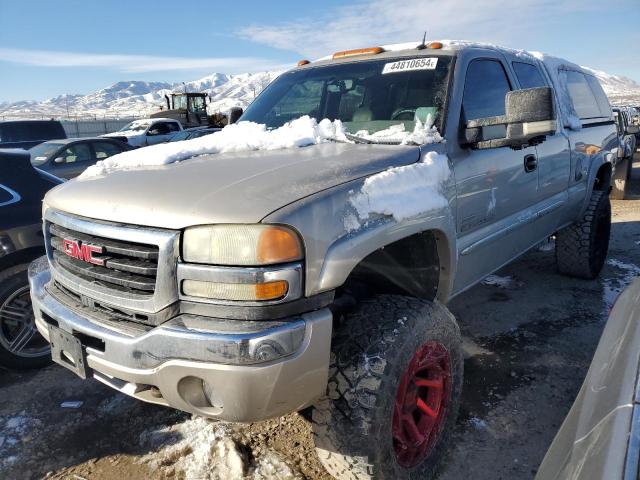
[312, 295, 463, 480]
[0, 264, 51, 369]
[610, 158, 631, 200]
[556, 190, 611, 279]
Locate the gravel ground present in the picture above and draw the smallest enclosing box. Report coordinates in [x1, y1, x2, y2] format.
[1, 157, 639, 480]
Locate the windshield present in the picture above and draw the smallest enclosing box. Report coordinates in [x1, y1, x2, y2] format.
[29, 142, 64, 165]
[241, 56, 452, 137]
[118, 120, 151, 132]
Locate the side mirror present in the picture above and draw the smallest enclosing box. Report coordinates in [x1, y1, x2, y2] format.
[464, 87, 557, 149]
[53, 156, 65, 164]
[147, 129, 159, 136]
[228, 107, 243, 124]
[626, 124, 640, 135]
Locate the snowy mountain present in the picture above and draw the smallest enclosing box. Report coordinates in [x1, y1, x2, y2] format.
[0, 72, 282, 119]
[0, 66, 638, 120]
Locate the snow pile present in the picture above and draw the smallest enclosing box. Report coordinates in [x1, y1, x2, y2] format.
[0, 414, 40, 470]
[347, 150, 450, 230]
[481, 274, 523, 290]
[80, 116, 347, 178]
[354, 117, 443, 145]
[139, 415, 298, 480]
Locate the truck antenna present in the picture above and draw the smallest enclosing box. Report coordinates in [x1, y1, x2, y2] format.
[417, 31, 427, 50]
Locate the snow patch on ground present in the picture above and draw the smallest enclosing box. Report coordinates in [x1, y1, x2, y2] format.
[80, 116, 348, 178]
[481, 274, 522, 289]
[139, 415, 298, 480]
[346, 150, 450, 231]
[0, 413, 40, 470]
[602, 259, 640, 309]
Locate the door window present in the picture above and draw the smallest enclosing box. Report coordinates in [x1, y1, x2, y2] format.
[512, 62, 547, 89]
[57, 143, 92, 163]
[148, 123, 170, 136]
[462, 59, 512, 140]
[563, 70, 602, 119]
[93, 141, 124, 159]
[167, 122, 181, 132]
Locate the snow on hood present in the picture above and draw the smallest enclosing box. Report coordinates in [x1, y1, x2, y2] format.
[80, 115, 443, 179]
[81, 116, 348, 178]
[354, 116, 443, 145]
[346, 150, 450, 230]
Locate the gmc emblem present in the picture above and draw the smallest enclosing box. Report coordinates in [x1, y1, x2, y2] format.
[62, 239, 105, 266]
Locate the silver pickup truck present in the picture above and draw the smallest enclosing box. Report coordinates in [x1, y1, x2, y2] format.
[29, 41, 618, 479]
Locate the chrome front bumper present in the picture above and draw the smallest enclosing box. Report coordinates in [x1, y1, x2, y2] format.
[29, 256, 332, 422]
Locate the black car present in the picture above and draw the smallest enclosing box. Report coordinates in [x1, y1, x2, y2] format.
[0, 120, 67, 149]
[0, 149, 62, 369]
[29, 137, 132, 179]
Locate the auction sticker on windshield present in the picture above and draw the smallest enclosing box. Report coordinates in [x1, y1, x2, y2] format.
[382, 58, 438, 74]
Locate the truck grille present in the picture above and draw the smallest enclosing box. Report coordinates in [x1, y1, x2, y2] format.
[49, 223, 159, 295]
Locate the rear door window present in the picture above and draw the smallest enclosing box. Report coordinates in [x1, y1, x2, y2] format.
[58, 143, 92, 163]
[93, 141, 124, 159]
[563, 70, 602, 119]
[585, 75, 612, 117]
[512, 62, 547, 89]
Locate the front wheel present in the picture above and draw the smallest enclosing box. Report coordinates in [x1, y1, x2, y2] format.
[312, 295, 463, 480]
[0, 264, 51, 369]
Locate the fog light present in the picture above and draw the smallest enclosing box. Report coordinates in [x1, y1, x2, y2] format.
[182, 279, 288, 301]
[254, 341, 286, 362]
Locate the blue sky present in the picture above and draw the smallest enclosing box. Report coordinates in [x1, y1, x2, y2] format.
[0, 0, 639, 102]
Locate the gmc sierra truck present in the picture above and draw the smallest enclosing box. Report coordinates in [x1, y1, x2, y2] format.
[29, 41, 618, 479]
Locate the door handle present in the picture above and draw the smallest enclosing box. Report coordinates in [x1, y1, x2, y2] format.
[524, 154, 537, 173]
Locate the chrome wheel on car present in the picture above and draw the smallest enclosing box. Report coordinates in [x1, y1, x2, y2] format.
[0, 285, 49, 360]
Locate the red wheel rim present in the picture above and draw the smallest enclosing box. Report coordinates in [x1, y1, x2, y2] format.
[392, 341, 452, 468]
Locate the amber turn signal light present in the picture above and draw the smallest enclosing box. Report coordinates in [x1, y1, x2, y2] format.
[332, 47, 384, 59]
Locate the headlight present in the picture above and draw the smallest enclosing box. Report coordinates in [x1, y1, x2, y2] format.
[182, 224, 303, 266]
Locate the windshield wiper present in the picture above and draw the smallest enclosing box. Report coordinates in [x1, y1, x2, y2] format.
[344, 133, 402, 145]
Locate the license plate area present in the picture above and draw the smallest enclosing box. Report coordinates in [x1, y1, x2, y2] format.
[48, 324, 90, 379]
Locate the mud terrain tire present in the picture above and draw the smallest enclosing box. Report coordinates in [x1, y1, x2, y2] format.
[312, 295, 463, 480]
[556, 190, 611, 279]
[610, 158, 631, 200]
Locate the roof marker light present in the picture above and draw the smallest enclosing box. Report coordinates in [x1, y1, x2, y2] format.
[297, 59, 310, 66]
[332, 47, 384, 59]
[427, 42, 443, 49]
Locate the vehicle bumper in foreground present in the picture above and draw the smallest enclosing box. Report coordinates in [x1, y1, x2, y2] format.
[29, 256, 332, 422]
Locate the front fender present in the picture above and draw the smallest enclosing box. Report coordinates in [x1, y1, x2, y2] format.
[262, 162, 457, 302]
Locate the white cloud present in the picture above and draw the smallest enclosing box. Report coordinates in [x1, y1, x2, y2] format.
[0, 47, 285, 73]
[240, 0, 626, 59]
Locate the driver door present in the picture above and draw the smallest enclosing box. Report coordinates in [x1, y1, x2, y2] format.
[450, 56, 539, 293]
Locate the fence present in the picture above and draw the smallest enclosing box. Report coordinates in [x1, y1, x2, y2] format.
[60, 118, 138, 137]
[0, 113, 148, 137]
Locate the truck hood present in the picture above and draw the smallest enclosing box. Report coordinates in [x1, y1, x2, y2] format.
[45, 143, 420, 229]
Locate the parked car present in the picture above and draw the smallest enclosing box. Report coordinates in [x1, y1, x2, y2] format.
[0, 149, 62, 369]
[28, 137, 132, 179]
[612, 107, 638, 199]
[102, 118, 182, 147]
[29, 41, 617, 479]
[168, 127, 219, 142]
[536, 277, 640, 480]
[0, 120, 67, 149]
